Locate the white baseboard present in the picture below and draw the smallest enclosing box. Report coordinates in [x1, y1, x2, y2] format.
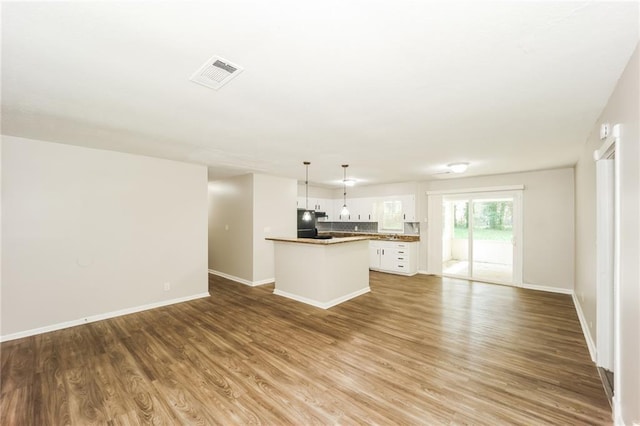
[273, 287, 370, 309]
[521, 282, 573, 294]
[417, 270, 431, 275]
[572, 292, 597, 362]
[252, 277, 276, 286]
[0, 292, 210, 343]
[208, 269, 274, 287]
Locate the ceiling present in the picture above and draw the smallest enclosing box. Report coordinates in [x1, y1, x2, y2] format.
[2, 1, 638, 187]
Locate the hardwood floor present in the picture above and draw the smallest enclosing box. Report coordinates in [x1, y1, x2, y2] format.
[1, 272, 611, 425]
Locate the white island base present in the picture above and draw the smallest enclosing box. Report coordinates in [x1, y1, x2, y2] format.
[267, 237, 370, 309]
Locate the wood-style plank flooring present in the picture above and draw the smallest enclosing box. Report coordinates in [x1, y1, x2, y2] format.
[1, 272, 611, 425]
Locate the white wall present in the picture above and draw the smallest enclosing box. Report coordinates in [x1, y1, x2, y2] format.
[254, 174, 297, 282]
[208, 174, 254, 281]
[297, 184, 334, 199]
[331, 181, 419, 199]
[209, 173, 296, 284]
[420, 168, 575, 290]
[575, 44, 639, 425]
[1, 136, 209, 339]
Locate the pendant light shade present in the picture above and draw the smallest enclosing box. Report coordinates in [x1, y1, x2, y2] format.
[302, 161, 312, 222]
[341, 164, 350, 217]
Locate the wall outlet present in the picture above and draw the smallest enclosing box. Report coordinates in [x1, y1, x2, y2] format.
[164, 282, 171, 291]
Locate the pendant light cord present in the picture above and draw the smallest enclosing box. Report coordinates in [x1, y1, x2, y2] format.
[304, 161, 310, 210]
[341, 164, 349, 216]
[343, 164, 348, 206]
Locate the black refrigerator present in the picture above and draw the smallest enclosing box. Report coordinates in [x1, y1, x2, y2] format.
[297, 209, 317, 238]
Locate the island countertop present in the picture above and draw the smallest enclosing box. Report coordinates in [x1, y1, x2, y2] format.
[265, 236, 370, 245]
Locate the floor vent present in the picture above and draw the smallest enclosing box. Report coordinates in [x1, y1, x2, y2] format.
[190, 56, 243, 90]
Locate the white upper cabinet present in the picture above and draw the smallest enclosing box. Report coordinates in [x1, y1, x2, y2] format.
[313, 198, 332, 213]
[335, 197, 375, 222]
[297, 196, 333, 216]
[400, 195, 416, 222]
[359, 197, 376, 222]
[333, 198, 345, 221]
[322, 194, 417, 223]
[296, 196, 307, 209]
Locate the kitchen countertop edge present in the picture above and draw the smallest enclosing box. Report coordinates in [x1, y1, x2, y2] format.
[320, 232, 420, 242]
[265, 236, 371, 245]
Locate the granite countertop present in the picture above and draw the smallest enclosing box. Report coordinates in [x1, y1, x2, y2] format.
[265, 236, 371, 245]
[320, 232, 420, 242]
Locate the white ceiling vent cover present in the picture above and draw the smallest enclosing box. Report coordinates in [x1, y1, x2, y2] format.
[190, 56, 243, 90]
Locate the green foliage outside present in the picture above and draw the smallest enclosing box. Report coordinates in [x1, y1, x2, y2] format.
[451, 200, 513, 241]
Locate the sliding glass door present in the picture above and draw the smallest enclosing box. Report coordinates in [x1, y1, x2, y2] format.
[442, 192, 521, 286]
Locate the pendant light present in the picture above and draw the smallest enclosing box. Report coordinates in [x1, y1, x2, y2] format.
[302, 161, 312, 222]
[340, 164, 350, 217]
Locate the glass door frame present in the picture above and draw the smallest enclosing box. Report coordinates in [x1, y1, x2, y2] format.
[441, 190, 523, 286]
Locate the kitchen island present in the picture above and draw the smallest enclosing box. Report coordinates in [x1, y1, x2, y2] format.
[265, 236, 370, 309]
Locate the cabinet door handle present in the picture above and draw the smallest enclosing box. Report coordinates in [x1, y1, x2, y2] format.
[382, 249, 385, 255]
[403, 214, 406, 220]
[368, 214, 371, 220]
[398, 251, 405, 254]
[398, 265, 404, 268]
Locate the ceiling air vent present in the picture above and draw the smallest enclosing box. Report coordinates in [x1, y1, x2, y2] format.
[190, 56, 243, 90]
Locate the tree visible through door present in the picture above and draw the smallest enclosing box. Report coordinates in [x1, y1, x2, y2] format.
[442, 195, 515, 285]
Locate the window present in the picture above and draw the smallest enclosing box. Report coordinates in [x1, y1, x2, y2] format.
[380, 200, 403, 232]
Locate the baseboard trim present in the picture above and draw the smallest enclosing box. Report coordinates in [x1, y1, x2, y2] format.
[572, 292, 597, 362]
[0, 292, 211, 343]
[208, 269, 274, 287]
[273, 287, 370, 309]
[417, 270, 431, 275]
[521, 282, 573, 294]
[252, 278, 276, 286]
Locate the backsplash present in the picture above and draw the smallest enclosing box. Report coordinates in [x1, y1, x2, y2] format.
[317, 221, 420, 235]
[317, 221, 378, 233]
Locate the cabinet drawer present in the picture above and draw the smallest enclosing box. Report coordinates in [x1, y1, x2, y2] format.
[389, 248, 407, 256]
[392, 262, 409, 272]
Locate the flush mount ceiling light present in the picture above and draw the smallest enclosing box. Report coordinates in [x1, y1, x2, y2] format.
[448, 162, 469, 173]
[302, 161, 312, 222]
[340, 165, 350, 217]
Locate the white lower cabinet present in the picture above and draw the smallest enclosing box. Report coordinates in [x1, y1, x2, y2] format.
[369, 244, 382, 269]
[369, 241, 418, 276]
